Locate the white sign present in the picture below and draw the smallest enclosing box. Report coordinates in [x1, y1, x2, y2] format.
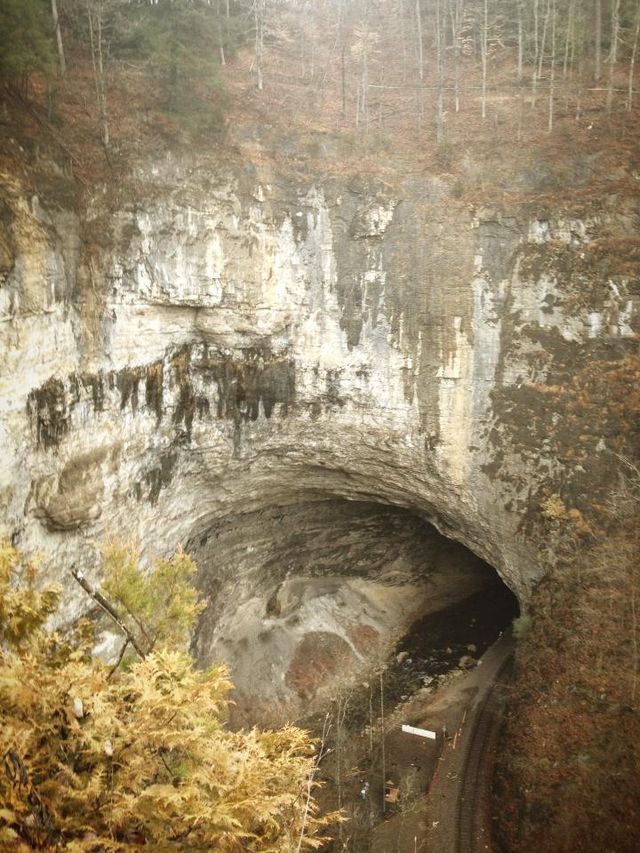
[401, 724, 437, 740]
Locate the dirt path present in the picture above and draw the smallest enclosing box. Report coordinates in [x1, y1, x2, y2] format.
[369, 629, 515, 853]
[425, 630, 515, 853]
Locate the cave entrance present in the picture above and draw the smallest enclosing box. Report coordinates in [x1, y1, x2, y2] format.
[188, 497, 519, 728]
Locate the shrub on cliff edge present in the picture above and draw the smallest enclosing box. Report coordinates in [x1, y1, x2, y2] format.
[0, 541, 332, 850]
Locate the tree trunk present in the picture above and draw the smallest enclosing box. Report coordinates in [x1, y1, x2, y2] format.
[595, 0, 602, 81]
[532, 0, 540, 104]
[415, 0, 424, 81]
[358, 0, 371, 134]
[450, 0, 462, 110]
[538, 0, 551, 83]
[610, 0, 620, 64]
[341, 43, 347, 117]
[435, 0, 445, 143]
[563, 0, 575, 78]
[51, 0, 66, 77]
[481, 0, 488, 120]
[548, 0, 556, 131]
[254, 0, 265, 91]
[72, 569, 146, 660]
[627, 0, 640, 110]
[607, 0, 621, 113]
[217, 0, 226, 65]
[399, 0, 408, 84]
[97, 8, 108, 148]
[517, 1, 523, 83]
[87, 0, 109, 149]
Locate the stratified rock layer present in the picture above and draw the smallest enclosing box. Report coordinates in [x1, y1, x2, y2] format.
[1, 148, 638, 712]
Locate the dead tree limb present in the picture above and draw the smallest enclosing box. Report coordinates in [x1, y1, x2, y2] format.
[71, 568, 146, 659]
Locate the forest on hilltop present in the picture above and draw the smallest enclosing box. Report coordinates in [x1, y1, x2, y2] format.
[2, 0, 640, 176]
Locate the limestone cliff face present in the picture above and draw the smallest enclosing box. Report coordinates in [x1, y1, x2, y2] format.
[1, 149, 638, 711]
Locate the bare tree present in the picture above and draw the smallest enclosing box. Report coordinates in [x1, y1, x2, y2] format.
[435, 0, 445, 142]
[86, 0, 109, 149]
[51, 0, 67, 76]
[562, 0, 576, 79]
[415, 0, 424, 81]
[398, 0, 409, 83]
[627, 0, 640, 110]
[352, 3, 378, 134]
[607, 0, 621, 113]
[216, 0, 226, 65]
[537, 0, 551, 83]
[595, 0, 602, 80]
[341, 1, 348, 117]
[450, 0, 464, 110]
[517, 0, 524, 83]
[532, 0, 540, 104]
[481, 0, 488, 120]
[609, 0, 620, 64]
[253, 0, 265, 91]
[548, 0, 556, 131]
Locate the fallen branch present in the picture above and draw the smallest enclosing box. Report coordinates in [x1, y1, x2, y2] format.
[71, 568, 146, 660]
[108, 637, 130, 679]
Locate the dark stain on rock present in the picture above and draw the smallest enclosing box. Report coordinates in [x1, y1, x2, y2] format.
[115, 360, 163, 420]
[27, 378, 69, 449]
[144, 449, 178, 505]
[0, 205, 15, 279]
[339, 276, 364, 349]
[70, 372, 106, 412]
[145, 362, 164, 424]
[195, 347, 295, 423]
[116, 367, 144, 413]
[325, 369, 345, 408]
[195, 396, 210, 418]
[170, 348, 196, 437]
[26, 345, 292, 454]
[475, 214, 522, 284]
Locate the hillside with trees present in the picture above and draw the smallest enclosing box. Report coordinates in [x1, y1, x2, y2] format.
[1, 1, 640, 182]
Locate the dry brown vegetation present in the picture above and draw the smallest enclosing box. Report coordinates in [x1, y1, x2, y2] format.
[3, 0, 640, 205]
[0, 542, 334, 850]
[495, 483, 640, 853]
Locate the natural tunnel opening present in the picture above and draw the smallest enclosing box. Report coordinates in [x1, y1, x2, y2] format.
[188, 498, 519, 729]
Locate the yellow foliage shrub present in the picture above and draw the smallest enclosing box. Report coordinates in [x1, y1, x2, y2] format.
[0, 542, 334, 850]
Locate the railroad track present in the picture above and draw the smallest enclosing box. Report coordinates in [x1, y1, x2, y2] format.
[455, 652, 514, 853]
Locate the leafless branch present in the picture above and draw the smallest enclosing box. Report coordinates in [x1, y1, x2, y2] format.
[71, 568, 146, 660]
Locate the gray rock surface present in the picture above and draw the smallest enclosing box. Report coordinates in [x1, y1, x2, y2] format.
[1, 148, 637, 716]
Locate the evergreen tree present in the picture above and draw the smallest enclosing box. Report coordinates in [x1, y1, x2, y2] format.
[132, 0, 241, 129]
[0, 540, 335, 849]
[0, 0, 54, 90]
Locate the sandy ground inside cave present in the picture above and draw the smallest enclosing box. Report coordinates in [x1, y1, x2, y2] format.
[226, 566, 494, 727]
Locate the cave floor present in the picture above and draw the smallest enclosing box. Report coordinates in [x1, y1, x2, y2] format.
[310, 576, 517, 851]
